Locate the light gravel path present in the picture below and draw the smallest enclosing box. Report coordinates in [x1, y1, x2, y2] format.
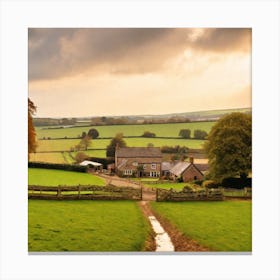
[148, 216, 174, 252]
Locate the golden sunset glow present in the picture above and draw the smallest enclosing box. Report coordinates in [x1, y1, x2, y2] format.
[28, 28, 251, 117]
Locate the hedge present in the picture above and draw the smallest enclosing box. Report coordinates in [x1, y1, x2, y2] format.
[28, 162, 87, 173]
[88, 157, 115, 169]
[222, 177, 252, 189]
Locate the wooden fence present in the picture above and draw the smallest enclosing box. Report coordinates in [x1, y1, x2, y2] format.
[28, 185, 142, 201]
[156, 188, 224, 202]
[223, 187, 252, 198]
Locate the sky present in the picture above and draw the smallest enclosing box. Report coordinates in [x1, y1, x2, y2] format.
[28, 28, 251, 118]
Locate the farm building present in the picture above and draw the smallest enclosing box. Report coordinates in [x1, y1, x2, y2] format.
[169, 159, 204, 182]
[161, 161, 177, 177]
[79, 160, 103, 171]
[115, 147, 162, 177]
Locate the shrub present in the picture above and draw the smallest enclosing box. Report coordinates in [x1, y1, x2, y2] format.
[202, 180, 220, 189]
[222, 177, 252, 189]
[194, 129, 208, 139]
[142, 131, 156, 138]
[179, 129, 191, 139]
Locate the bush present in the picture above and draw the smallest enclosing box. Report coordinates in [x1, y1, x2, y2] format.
[193, 179, 204, 186]
[179, 129, 191, 139]
[142, 131, 156, 138]
[194, 129, 208, 139]
[202, 180, 221, 189]
[221, 177, 252, 189]
[28, 162, 87, 173]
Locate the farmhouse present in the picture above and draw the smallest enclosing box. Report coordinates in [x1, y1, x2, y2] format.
[115, 147, 162, 177]
[169, 159, 204, 182]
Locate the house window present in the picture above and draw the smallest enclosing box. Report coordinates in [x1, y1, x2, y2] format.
[150, 171, 159, 177]
[132, 162, 138, 166]
[143, 164, 146, 169]
[123, 170, 133, 175]
[151, 163, 157, 169]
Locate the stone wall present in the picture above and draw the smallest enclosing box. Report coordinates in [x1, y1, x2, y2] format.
[156, 188, 224, 202]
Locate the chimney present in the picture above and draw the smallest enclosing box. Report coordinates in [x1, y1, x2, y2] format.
[189, 157, 194, 164]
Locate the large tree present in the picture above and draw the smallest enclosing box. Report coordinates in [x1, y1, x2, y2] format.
[28, 98, 37, 159]
[204, 112, 252, 180]
[88, 128, 99, 139]
[106, 133, 127, 157]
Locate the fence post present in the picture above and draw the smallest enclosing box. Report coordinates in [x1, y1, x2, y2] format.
[57, 185, 61, 198]
[78, 185, 81, 199]
[140, 187, 143, 201]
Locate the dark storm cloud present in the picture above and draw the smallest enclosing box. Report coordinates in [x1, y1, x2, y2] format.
[28, 28, 251, 81]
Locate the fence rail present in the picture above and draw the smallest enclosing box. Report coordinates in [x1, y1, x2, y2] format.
[28, 185, 142, 201]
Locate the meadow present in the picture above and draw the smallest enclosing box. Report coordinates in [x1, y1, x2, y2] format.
[31, 122, 210, 163]
[29, 200, 149, 251]
[151, 201, 252, 251]
[28, 168, 105, 186]
[36, 121, 215, 139]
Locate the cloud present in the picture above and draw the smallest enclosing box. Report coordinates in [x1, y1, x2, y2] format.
[28, 28, 251, 81]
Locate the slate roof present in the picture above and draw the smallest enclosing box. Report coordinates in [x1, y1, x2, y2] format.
[169, 161, 191, 176]
[116, 147, 162, 158]
[161, 161, 177, 171]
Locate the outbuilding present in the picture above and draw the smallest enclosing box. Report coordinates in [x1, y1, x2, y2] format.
[79, 160, 103, 171]
[169, 160, 204, 182]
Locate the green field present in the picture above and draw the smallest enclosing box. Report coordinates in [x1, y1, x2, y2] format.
[151, 201, 252, 251]
[35, 138, 205, 152]
[28, 168, 105, 186]
[36, 121, 215, 139]
[29, 200, 149, 251]
[144, 181, 187, 191]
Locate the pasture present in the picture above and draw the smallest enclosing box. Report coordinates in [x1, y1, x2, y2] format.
[29, 200, 149, 251]
[28, 168, 105, 186]
[151, 201, 252, 251]
[36, 121, 215, 139]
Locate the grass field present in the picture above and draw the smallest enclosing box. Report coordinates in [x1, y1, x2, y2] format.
[143, 181, 187, 190]
[36, 121, 216, 139]
[151, 201, 251, 251]
[29, 152, 66, 164]
[28, 168, 105, 186]
[29, 200, 149, 251]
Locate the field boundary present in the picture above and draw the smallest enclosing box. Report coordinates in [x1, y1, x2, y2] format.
[28, 185, 142, 201]
[156, 188, 224, 202]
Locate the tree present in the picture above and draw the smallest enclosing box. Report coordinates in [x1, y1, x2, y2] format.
[142, 131, 156, 137]
[204, 112, 252, 180]
[179, 129, 191, 139]
[79, 135, 92, 150]
[75, 152, 89, 163]
[106, 133, 127, 157]
[88, 128, 99, 139]
[194, 129, 208, 139]
[28, 98, 37, 159]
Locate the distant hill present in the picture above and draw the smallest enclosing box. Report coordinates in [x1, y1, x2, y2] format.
[34, 107, 251, 127]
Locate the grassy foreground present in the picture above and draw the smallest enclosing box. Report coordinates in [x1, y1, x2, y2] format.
[28, 168, 105, 186]
[29, 200, 149, 252]
[151, 201, 252, 251]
